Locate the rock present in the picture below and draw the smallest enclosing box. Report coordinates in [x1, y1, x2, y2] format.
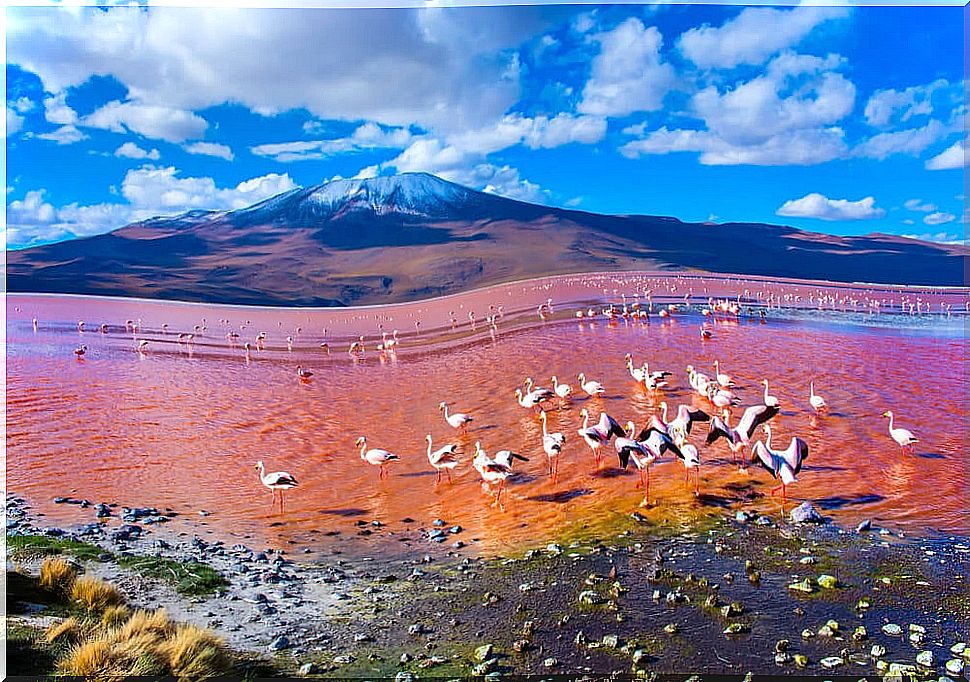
[542, 658, 557, 668]
[882, 623, 903, 636]
[817, 574, 839, 589]
[474, 644, 494, 662]
[801, 629, 815, 639]
[819, 656, 844, 669]
[793, 654, 809, 668]
[856, 598, 871, 610]
[916, 650, 934, 667]
[852, 626, 868, 641]
[817, 624, 836, 638]
[775, 639, 790, 653]
[723, 623, 748, 635]
[546, 543, 563, 554]
[774, 652, 790, 665]
[721, 602, 744, 617]
[790, 502, 825, 524]
[888, 663, 917, 677]
[573, 630, 587, 646]
[747, 571, 760, 585]
[704, 594, 720, 609]
[449, 525, 462, 534]
[910, 623, 927, 634]
[394, 672, 415, 682]
[946, 659, 965, 676]
[298, 662, 319, 676]
[578, 590, 605, 606]
[522, 621, 535, 637]
[353, 633, 373, 643]
[910, 632, 926, 645]
[735, 510, 751, 523]
[512, 639, 529, 653]
[432, 518, 445, 527]
[602, 634, 619, 648]
[825, 619, 839, 632]
[951, 643, 967, 655]
[268, 635, 290, 652]
[632, 649, 648, 666]
[788, 578, 816, 593]
[799, 556, 817, 565]
[399, 653, 412, 664]
[663, 623, 679, 635]
[484, 674, 502, 682]
[94, 503, 112, 518]
[407, 623, 425, 636]
[856, 519, 872, 532]
[870, 644, 886, 658]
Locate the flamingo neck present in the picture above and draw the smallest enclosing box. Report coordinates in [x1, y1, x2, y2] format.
[582, 412, 590, 430]
[887, 413, 894, 431]
[660, 404, 668, 422]
[426, 439, 432, 457]
[763, 383, 770, 401]
[442, 404, 450, 419]
[359, 442, 367, 459]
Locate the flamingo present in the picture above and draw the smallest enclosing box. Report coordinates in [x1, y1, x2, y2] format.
[751, 424, 809, 503]
[550, 375, 573, 407]
[255, 461, 298, 513]
[665, 404, 711, 442]
[137, 340, 149, 353]
[426, 434, 459, 485]
[577, 372, 606, 397]
[539, 411, 566, 482]
[677, 442, 702, 495]
[809, 381, 827, 413]
[882, 411, 919, 453]
[623, 424, 684, 507]
[706, 405, 779, 466]
[439, 401, 473, 432]
[578, 408, 625, 465]
[297, 365, 314, 380]
[624, 354, 646, 384]
[514, 388, 553, 412]
[761, 379, 780, 407]
[74, 345, 87, 357]
[712, 360, 734, 387]
[473, 441, 527, 508]
[524, 377, 555, 400]
[356, 437, 399, 479]
[615, 421, 655, 500]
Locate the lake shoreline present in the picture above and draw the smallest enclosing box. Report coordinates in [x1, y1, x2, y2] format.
[7, 488, 969, 678]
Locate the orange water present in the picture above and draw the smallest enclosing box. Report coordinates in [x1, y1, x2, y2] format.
[6, 272, 969, 555]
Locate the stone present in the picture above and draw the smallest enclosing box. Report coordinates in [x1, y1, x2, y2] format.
[856, 519, 872, 532]
[723, 623, 748, 635]
[663, 623, 679, 634]
[887, 663, 917, 677]
[801, 629, 815, 639]
[910, 631, 926, 645]
[394, 673, 415, 682]
[400, 653, 412, 664]
[951, 643, 967, 655]
[578, 590, 605, 606]
[407, 623, 426, 636]
[916, 650, 934, 667]
[632, 649, 648, 666]
[721, 602, 744, 617]
[825, 619, 839, 632]
[602, 634, 619, 648]
[432, 518, 446, 527]
[817, 624, 836, 638]
[268, 635, 290, 652]
[856, 598, 871, 610]
[790, 501, 825, 524]
[799, 556, 817, 565]
[735, 510, 751, 523]
[353, 633, 373, 643]
[793, 654, 808, 668]
[817, 574, 839, 589]
[882, 623, 903, 636]
[852, 626, 868, 641]
[543, 657, 557, 668]
[512, 639, 529, 653]
[774, 652, 790, 665]
[945, 659, 964, 676]
[788, 578, 816, 593]
[910, 623, 927, 634]
[574, 630, 587, 646]
[870, 644, 886, 658]
[474, 644, 493, 662]
[820, 656, 844, 669]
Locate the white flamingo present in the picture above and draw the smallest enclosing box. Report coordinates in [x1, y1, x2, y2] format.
[426, 434, 459, 485]
[712, 360, 734, 387]
[539, 412, 566, 482]
[550, 375, 573, 407]
[473, 441, 527, 508]
[577, 372, 606, 397]
[809, 381, 827, 413]
[356, 436, 399, 479]
[578, 408, 625, 465]
[255, 461, 298, 513]
[439, 401, 473, 431]
[882, 411, 918, 453]
[752, 424, 809, 503]
[624, 354, 646, 384]
[761, 379, 780, 407]
[514, 388, 553, 412]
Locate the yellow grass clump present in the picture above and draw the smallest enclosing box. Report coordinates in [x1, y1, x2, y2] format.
[39, 557, 78, 594]
[70, 576, 124, 613]
[100, 604, 131, 628]
[60, 639, 115, 677]
[46, 616, 83, 644]
[156, 623, 230, 679]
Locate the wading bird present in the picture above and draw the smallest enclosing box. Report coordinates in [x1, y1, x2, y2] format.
[551, 375, 573, 407]
[882, 411, 919, 453]
[809, 381, 827, 414]
[751, 424, 808, 503]
[578, 408, 625, 465]
[426, 434, 459, 485]
[356, 437, 399, 479]
[439, 401, 473, 432]
[539, 411, 566, 482]
[473, 441, 527, 508]
[255, 460, 298, 513]
[761, 379, 780, 407]
[578, 372, 606, 397]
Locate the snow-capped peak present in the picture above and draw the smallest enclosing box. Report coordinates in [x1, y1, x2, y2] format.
[303, 173, 480, 217]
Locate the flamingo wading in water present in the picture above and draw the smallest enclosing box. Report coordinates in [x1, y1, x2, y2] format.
[751, 424, 809, 503]
[439, 401, 473, 432]
[882, 411, 919, 453]
[426, 434, 459, 485]
[356, 437, 399, 479]
[255, 461, 298, 513]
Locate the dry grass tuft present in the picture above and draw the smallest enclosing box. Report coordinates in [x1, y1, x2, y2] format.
[100, 604, 131, 628]
[108, 608, 173, 643]
[46, 617, 83, 644]
[156, 623, 229, 679]
[70, 576, 124, 613]
[39, 557, 78, 594]
[60, 639, 114, 677]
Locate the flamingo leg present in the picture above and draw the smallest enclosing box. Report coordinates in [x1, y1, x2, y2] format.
[435, 470, 441, 486]
[693, 470, 700, 496]
[447, 469, 453, 484]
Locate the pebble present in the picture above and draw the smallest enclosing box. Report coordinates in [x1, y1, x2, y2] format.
[407, 623, 426, 636]
[882, 623, 903, 636]
[820, 656, 844, 669]
[578, 590, 605, 606]
[852, 625, 868, 641]
[474, 644, 494, 662]
[817, 574, 838, 589]
[788, 578, 815, 593]
[856, 519, 872, 532]
[297, 663, 318, 676]
[790, 501, 825, 524]
[774, 652, 790, 665]
[723, 623, 748, 635]
[888, 662, 917, 676]
[268, 635, 290, 651]
[632, 649, 648, 666]
[663, 623, 679, 634]
[916, 650, 934, 667]
[793, 653, 808, 667]
[945, 659, 964, 676]
[394, 672, 415, 682]
[870, 644, 886, 658]
[542, 658, 557, 668]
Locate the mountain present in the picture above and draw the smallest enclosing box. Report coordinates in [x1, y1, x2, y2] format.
[7, 173, 967, 306]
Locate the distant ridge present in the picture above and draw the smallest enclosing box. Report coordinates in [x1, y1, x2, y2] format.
[7, 173, 968, 306]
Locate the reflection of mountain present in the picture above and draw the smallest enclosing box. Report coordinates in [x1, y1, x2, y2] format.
[7, 173, 967, 306]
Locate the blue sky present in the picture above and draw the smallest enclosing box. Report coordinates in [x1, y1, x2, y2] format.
[5, 3, 966, 249]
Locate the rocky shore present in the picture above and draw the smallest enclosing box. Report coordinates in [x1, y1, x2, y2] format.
[7, 491, 970, 679]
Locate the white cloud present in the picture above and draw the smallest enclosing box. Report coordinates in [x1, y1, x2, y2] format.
[853, 119, 953, 160]
[43, 91, 78, 125]
[903, 199, 936, 213]
[83, 101, 207, 142]
[352, 164, 380, 180]
[900, 231, 963, 244]
[923, 211, 956, 226]
[114, 141, 160, 160]
[864, 79, 948, 127]
[925, 139, 967, 170]
[7, 108, 24, 136]
[183, 141, 234, 161]
[7, 6, 549, 134]
[677, 6, 847, 70]
[36, 124, 87, 145]
[776, 192, 885, 221]
[577, 18, 675, 117]
[621, 51, 853, 166]
[252, 123, 414, 162]
[10, 96, 34, 114]
[6, 168, 300, 247]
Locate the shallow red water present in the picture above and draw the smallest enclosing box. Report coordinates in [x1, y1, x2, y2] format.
[6, 272, 969, 555]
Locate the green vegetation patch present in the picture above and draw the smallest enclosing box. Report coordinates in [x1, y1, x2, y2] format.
[117, 555, 228, 596]
[7, 534, 107, 561]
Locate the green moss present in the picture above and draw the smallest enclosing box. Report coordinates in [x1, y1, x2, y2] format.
[7, 534, 107, 561]
[5, 622, 60, 676]
[117, 556, 228, 597]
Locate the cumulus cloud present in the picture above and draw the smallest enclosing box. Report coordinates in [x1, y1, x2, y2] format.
[7, 6, 549, 133]
[183, 141, 234, 161]
[864, 79, 949, 127]
[776, 192, 885, 221]
[83, 101, 208, 142]
[925, 139, 967, 170]
[577, 18, 675, 117]
[43, 91, 78, 125]
[903, 199, 936, 213]
[36, 125, 87, 145]
[114, 141, 160, 160]
[7, 108, 25, 136]
[622, 51, 853, 166]
[6, 168, 299, 247]
[923, 211, 956, 226]
[677, 6, 847, 70]
[900, 231, 964, 244]
[853, 119, 953, 160]
[252, 123, 415, 162]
